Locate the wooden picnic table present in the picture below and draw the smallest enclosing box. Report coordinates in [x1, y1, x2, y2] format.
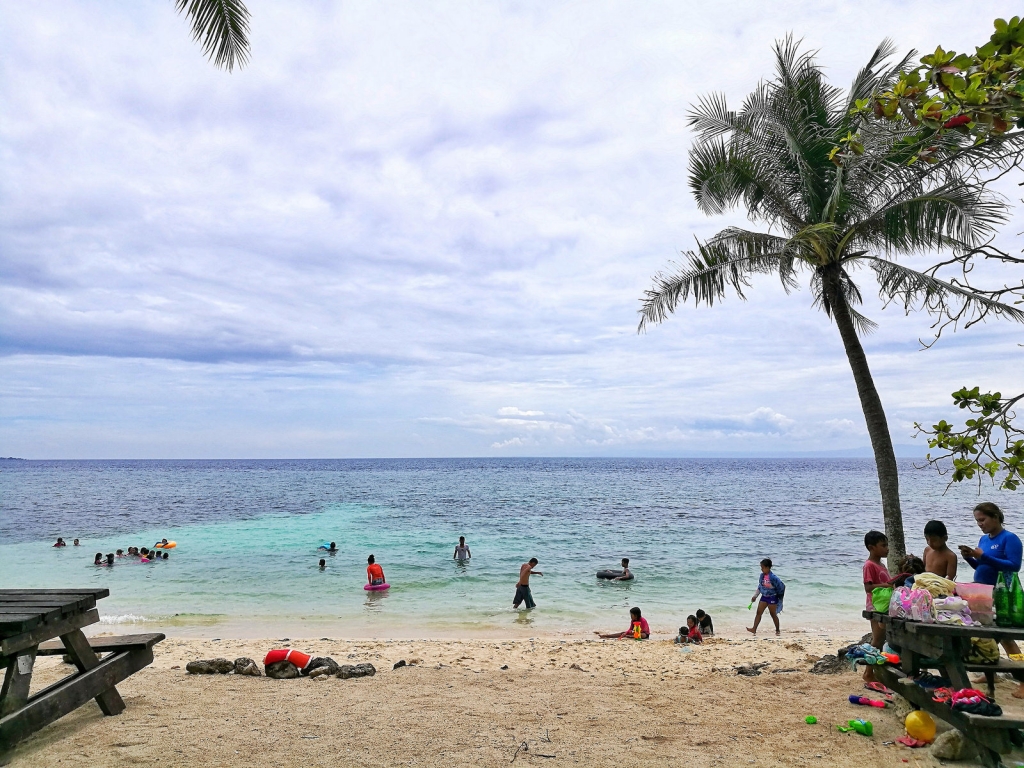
[0, 589, 163, 757]
[864, 610, 1024, 767]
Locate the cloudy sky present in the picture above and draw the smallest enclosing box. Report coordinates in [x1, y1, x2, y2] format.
[1, 1, 1021, 458]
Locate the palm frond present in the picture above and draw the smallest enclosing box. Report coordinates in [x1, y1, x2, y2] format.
[688, 92, 741, 142]
[638, 235, 792, 331]
[849, 183, 1007, 256]
[866, 258, 1024, 323]
[176, 0, 250, 71]
[844, 39, 915, 114]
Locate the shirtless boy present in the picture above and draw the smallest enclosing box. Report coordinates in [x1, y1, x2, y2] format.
[923, 520, 957, 580]
[513, 558, 542, 609]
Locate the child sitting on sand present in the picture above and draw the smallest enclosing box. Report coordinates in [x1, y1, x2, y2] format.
[695, 609, 714, 637]
[596, 607, 650, 639]
[923, 520, 957, 580]
[674, 616, 703, 644]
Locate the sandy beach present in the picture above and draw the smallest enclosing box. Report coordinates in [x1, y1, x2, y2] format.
[8, 630, 1021, 767]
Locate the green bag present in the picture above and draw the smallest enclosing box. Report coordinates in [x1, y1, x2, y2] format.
[872, 587, 893, 613]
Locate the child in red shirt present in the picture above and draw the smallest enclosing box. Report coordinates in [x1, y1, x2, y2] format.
[674, 615, 703, 644]
[862, 530, 893, 682]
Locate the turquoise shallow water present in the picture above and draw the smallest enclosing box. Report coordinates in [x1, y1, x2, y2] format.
[0, 458, 1004, 637]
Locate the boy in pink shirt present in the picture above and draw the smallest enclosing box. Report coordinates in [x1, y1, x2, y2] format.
[862, 530, 893, 682]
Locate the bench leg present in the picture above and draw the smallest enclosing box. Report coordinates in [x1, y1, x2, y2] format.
[0, 648, 152, 752]
[0, 648, 37, 718]
[60, 630, 125, 716]
[942, 637, 972, 691]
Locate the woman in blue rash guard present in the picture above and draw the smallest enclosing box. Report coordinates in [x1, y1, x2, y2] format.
[959, 501, 1024, 698]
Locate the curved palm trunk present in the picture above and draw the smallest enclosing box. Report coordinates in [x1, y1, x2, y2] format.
[825, 273, 906, 574]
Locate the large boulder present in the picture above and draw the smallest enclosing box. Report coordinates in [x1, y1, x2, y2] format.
[186, 658, 234, 675]
[265, 660, 301, 679]
[931, 729, 977, 760]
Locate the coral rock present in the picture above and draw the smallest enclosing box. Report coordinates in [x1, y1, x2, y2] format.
[265, 660, 301, 679]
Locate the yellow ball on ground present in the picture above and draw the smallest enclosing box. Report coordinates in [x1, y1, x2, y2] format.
[905, 710, 936, 742]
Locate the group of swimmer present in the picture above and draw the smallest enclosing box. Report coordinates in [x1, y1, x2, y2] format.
[55, 537, 175, 565]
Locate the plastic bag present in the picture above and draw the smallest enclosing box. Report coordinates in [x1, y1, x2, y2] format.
[889, 586, 912, 618]
[872, 587, 894, 613]
[909, 588, 936, 623]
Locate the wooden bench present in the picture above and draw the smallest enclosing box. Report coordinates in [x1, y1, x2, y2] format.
[876, 664, 1024, 765]
[865, 611, 1024, 767]
[36, 634, 165, 657]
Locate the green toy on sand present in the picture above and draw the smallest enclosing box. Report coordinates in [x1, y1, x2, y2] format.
[805, 716, 817, 724]
[836, 719, 872, 736]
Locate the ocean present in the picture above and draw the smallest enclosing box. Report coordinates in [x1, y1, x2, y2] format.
[0, 458, 999, 638]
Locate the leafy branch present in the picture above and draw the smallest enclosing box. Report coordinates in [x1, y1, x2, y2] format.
[842, 17, 1024, 167]
[915, 388, 1024, 491]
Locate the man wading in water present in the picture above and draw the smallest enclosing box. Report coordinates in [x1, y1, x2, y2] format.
[513, 558, 543, 609]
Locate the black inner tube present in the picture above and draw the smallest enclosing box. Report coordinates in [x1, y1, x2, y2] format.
[596, 570, 634, 580]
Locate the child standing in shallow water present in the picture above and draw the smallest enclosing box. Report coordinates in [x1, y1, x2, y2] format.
[747, 558, 785, 635]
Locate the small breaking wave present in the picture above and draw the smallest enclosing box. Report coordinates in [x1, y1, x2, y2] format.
[99, 613, 149, 624]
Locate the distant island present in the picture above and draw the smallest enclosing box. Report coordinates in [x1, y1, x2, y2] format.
[0, 457, 26, 461]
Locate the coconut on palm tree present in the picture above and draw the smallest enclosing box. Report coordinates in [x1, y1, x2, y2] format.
[639, 38, 1024, 568]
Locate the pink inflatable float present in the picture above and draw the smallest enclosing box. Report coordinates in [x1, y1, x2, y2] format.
[364, 583, 390, 591]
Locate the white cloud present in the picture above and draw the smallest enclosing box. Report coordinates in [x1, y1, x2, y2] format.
[0, 2, 1020, 457]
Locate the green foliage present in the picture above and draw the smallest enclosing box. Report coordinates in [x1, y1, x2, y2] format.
[849, 17, 1024, 164]
[916, 388, 1024, 491]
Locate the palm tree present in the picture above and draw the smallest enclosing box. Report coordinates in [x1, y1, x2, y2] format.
[639, 38, 1024, 568]
[175, 0, 250, 71]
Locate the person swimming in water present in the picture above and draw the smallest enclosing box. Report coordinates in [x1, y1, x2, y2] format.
[93, 553, 104, 565]
[319, 558, 326, 570]
[105, 553, 115, 565]
[366, 554, 385, 586]
[611, 558, 632, 581]
[318, 542, 337, 552]
[53, 537, 66, 547]
[454, 536, 471, 562]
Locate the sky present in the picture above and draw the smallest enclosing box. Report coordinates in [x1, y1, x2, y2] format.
[1, 1, 1022, 459]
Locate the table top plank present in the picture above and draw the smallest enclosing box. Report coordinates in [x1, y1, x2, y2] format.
[865, 611, 1024, 640]
[0, 605, 86, 617]
[0, 590, 108, 639]
[0, 599, 95, 613]
[0, 614, 47, 634]
[0, 589, 108, 598]
[0, 594, 96, 602]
